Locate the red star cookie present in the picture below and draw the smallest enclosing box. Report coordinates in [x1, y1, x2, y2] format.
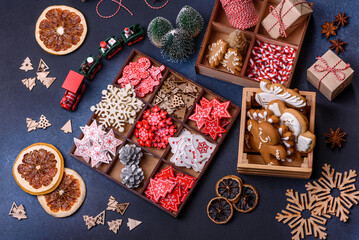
[188, 104, 212, 130]
[201, 118, 226, 140]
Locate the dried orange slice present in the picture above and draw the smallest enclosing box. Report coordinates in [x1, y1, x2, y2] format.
[35, 5, 87, 55]
[215, 175, 243, 202]
[38, 168, 86, 218]
[207, 197, 233, 224]
[233, 184, 259, 213]
[13, 143, 64, 195]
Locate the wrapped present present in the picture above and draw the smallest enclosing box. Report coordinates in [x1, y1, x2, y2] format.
[261, 0, 312, 39]
[307, 50, 353, 101]
[220, 0, 258, 30]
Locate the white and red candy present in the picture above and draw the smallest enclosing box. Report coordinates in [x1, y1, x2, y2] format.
[246, 40, 296, 84]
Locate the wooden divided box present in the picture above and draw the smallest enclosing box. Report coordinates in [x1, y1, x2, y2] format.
[195, 0, 313, 87]
[70, 49, 240, 217]
[237, 88, 316, 179]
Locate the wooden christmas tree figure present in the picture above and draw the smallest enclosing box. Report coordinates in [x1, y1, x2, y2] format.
[83, 215, 97, 230]
[116, 202, 130, 215]
[106, 196, 118, 212]
[127, 218, 142, 231]
[36, 59, 56, 88]
[95, 210, 105, 225]
[22, 77, 37, 91]
[9, 202, 27, 220]
[26, 118, 38, 132]
[61, 120, 72, 133]
[37, 115, 51, 129]
[107, 219, 122, 234]
[37, 59, 49, 72]
[19, 57, 34, 72]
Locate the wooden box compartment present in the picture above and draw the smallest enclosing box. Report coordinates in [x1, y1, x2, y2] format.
[70, 49, 240, 217]
[195, 0, 313, 87]
[237, 88, 316, 179]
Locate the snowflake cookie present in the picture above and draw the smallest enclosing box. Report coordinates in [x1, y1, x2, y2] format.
[221, 48, 243, 75]
[305, 164, 359, 222]
[276, 189, 330, 240]
[90, 84, 144, 132]
[207, 39, 228, 68]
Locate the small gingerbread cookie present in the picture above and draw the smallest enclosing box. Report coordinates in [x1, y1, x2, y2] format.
[255, 79, 307, 109]
[247, 119, 287, 166]
[207, 39, 228, 68]
[268, 100, 315, 153]
[221, 48, 243, 75]
[247, 109, 279, 124]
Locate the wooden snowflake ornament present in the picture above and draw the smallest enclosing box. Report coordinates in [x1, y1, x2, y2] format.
[276, 189, 330, 240]
[305, 164, 359, 222]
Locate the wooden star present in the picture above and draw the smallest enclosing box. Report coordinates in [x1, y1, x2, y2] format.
[325, 128, 346, 149]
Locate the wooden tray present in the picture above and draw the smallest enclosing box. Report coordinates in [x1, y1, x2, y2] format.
[70, 49, 240, 217]
[237, 88, 316, 179]
[195, 0, 313, 87]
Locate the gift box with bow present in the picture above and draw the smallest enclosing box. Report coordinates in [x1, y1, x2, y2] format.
[261, 0, 312, 39]
[307, 50, 354, 101]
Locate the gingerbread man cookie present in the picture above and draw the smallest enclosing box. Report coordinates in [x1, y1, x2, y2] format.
[221, 48, 243, 75]
[247, 109, 279, 124]
[268, 100, 315, 153]
[247, 119, 287, 166]
[255, 79, 307, 109]
[207, 39, 228, 68]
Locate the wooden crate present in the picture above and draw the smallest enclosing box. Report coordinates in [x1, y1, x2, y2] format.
[195, 0, 313, 87]
[237, 88, 316, 179]
[70, 49, 240, 217]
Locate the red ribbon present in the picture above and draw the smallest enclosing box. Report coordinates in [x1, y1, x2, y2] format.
[313, 56, 350, 91]
[96, 0, 133, 19]
[267, 0, 309, 38]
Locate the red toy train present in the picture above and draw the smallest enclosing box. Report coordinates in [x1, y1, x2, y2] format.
[60, 24, 145, 111]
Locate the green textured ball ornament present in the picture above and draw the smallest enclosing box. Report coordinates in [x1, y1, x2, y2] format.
[176, 5, 204, 38]
[147, 17, 173, 48]
[160, 28, 195, 62]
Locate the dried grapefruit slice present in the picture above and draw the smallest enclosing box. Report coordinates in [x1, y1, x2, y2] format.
[35, 5, 87, 55]
[13, 143, 64, 195]
[207, 197, 233, 224]
[38, 168, 86, 218]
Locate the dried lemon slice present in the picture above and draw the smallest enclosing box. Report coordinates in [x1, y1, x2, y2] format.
[13, 143, 64, 195]
[207, 197, 233, 224]
[38, 168, 86, 218]
[233, 184, 259, 213]
[215, 175, 243, 202]
[35, 5, 87, 55]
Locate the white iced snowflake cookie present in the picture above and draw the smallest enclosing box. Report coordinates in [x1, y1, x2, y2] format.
[255, 79, 307, 109]
[221, 48, 243, 75]
[267, 100, 315, 153]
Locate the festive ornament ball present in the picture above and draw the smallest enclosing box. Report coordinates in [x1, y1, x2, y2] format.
[160, 28, 195, 62]
[147, 17, 173, 48]
[176, 5, 204, 38]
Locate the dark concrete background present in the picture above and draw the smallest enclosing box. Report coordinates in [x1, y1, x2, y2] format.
[0, 0, 358, 239]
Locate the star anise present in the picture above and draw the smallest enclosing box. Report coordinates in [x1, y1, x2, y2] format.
[334, 12, 349, 27]
[321, 21, 337, 39]
[329, 38, 347, 55]
[325, 128, 347, 149]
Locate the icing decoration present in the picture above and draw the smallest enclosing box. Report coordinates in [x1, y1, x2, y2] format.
[255, 79, 306, 109]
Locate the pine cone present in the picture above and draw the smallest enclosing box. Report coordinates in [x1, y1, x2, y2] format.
[121, 164, 144, 189]
[119, 144, 143, 166]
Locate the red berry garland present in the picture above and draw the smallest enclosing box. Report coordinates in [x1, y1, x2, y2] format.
[135, 106, 176, 149]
